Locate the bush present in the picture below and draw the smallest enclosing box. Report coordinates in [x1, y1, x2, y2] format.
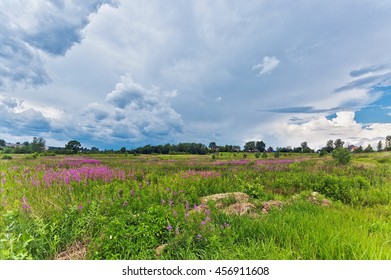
[332, 147, 351, 165]
[2, 154, 12, 160]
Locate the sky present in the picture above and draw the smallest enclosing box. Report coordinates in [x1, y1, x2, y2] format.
[1, 0, 391, 150]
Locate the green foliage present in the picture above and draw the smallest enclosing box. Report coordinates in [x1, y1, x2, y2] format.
[0, 152, 390, 260]
[332, 147, 351, 165]
[1, 155, 12, 160]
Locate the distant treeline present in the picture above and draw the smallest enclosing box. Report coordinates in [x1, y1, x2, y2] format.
[1, 136, 391, 156]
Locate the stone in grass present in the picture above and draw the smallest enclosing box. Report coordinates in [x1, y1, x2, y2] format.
[224, 202, 256, 216]
[155, 244, 168, 257]
[200, 192, 249, 209]
[307, 192, 332, 207]
[261, 200, 284, 214]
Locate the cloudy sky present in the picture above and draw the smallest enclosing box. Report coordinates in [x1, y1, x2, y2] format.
[1, 0, 391, 150]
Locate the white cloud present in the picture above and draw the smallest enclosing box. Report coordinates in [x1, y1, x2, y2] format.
[1, 1, 391, 149]
[252, 56, 280, 76]
[265, 111, 391, 149]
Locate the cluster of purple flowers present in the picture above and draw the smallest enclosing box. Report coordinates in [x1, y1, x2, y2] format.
[20, 197, 31, 212]
[213, 159, 250, 165]
[181, 170, 221, 179]
[42, 166, 126, 186]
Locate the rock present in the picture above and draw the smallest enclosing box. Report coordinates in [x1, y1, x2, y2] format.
[261, 200, 284, 214]
[155, 244, 168, 257]
[200, 192, 249, 209]
[307, 192, 332, 207]
[224, 202, 256, 216]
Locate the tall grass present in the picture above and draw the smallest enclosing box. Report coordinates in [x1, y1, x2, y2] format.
[0, 153, 390, 259]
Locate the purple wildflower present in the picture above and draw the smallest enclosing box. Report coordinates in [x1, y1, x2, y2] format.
[201, 221, 206, 226]
[123, 201, 128, 207]
[166, 225, 173, 231]
[131, 189, 135, 196]
[78, 204, 83, 210]
[161, 199, 165, 205]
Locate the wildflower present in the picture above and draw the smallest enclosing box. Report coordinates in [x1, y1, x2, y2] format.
[224, 223, 230, 228]
[185, 213, 189, 219]
[166, 187, 170, 192]
[139, 183, 143, 189]
[166, 225, 173, 231]
[173, 211, 178, 217]
[169, 199, 174, 207]
[123, 201, 128, 207]
[185, 201, 189, 212]
[131, 189, 135, 196]
[161, 199, 165, 205]
[193, 204, 199, 211]
[78, 204, 83, 210]
[201, 221, 206, 226]
[205, 216, 211, 222]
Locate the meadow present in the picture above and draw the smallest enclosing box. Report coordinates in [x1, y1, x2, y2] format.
[0, 152, 390, 260]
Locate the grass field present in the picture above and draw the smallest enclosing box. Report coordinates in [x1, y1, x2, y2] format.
[0, 152, 390, 260]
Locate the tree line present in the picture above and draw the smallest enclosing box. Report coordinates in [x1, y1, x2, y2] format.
[1, 135, 391, 156]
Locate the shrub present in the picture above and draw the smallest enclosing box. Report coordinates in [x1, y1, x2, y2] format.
[332, 147, 351, 165]
[2, 154, 12, 160]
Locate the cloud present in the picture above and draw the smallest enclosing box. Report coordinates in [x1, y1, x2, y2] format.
[0, 0, 117, 89]
[64, 75, 183, 146]
[252, 56, 280, 76]
[267, 111, 391, 149]
[0, 97, 51, 135]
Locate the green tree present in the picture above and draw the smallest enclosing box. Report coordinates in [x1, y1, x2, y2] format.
[377, 141, 383, 152]
[65, 140, 82, 154]
[324, 140, 334, 153]
[0, 139, 6, 147]
[30, 137, 46, 153]
[385, 135, 391, 151]
[208, 142, 217, 151]
[244, 141, 255, 152]
[364, 144, 374, 153]
[332, 147, 351, 165]
[334, 139, 345, 149]
[255, 141, 266, 152]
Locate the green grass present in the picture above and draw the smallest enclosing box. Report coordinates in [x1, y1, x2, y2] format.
[0, 152, 390, 259]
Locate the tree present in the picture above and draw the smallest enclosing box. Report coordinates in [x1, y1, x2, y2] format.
[209, 142, 217, 151]
[0, 139, 5, 147]
[30, 137, 46, 153]
[377, 141, 383, 152]
[332, 147, 351, 165]
[385, 135, 391, 151]
[364, 144, 374, 153]
[244, 141, 255, 152]
[120, 147, 127, 154]
[324, 140, 334, 153]
[255, 141, 266, 152]
[334, 139, 345, 149]
[65, 140, 82, 154]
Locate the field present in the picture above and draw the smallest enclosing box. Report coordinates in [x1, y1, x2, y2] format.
[0, 152, 390, 260]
